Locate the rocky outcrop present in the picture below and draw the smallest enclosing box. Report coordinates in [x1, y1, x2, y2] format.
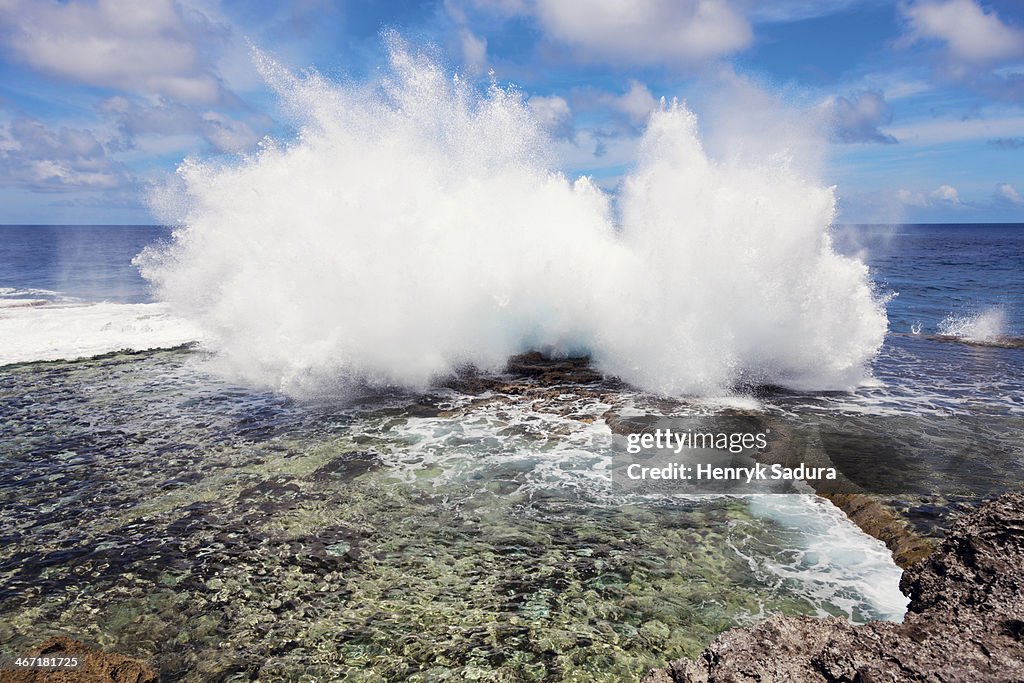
[0, 637, 156, 683]
[642, 490, 1024, 683]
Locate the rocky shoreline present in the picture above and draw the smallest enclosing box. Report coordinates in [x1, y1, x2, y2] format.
[642, 490, 1024, 682]
[488, 355, 1024, 681]
[926, 333, 1024, 350]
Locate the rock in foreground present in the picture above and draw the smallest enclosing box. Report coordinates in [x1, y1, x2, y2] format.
[642, 490, 1024, 683]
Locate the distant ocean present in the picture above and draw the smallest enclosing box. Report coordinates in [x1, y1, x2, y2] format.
[1, 223, 1021, 680]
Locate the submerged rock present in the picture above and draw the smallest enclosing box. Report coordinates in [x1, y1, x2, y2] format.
[927, 334, 1024, 349]
[0, 637, 156, 683]
[641, 490, 1024, 682]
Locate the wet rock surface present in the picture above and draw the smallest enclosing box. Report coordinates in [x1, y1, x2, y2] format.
[642, 490, 1024, 683]
[0, 637, 156, 683]
[504, 352, 606, 385]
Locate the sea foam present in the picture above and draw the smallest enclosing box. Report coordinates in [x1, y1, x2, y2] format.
[0, 301, 201, 366]
[138, 40, 888, 397]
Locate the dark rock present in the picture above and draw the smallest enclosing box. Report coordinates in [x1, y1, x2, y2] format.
[927, 334, 1024, 350]
[642, 490, 1024, 682]
[309, 450, 381, 481]
[0, 637, 156, 683]
[505, 351, 604, 384]
[405, 403, 442, 417]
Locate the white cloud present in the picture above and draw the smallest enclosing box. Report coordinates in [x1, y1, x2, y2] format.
[883, 79, 933, 99]
[528, 94, 572, 135]
[897, 188, 929, 207]
[819, 90, 897, 144]
[568, 81, 658, 129]
[0, 118, 130, 191]
[459, 28, 488, 73]
[897, 183, 963, 207]
[200, 111, 260, 153]
[901, 0, 1024, 100]
[101, 96, 196, 139]
[604, 80, 658, 126]
[521, 0, 752, 66]
[552, 127, 642, 175]
[455, 0, 529, 16]
[988, 137, 1024, 149]
[888, 114, 1024, 144]
[930, 183, 960, 203]
[997, 182, 1024, 204]
[745, 0, 869, 23]
[101, 96, 264, 154]
[897, 187, 929, 205]
[903, 0, 1024, 64]
[0, 0, 227, 103]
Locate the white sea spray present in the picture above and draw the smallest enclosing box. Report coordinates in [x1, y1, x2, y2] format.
[137, 39, 888, 397]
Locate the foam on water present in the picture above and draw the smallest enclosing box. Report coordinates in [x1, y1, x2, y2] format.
[0, 300, 202, 365]
[745, 494, 908, 621]
[0, 287, 66, 299]
[138, 39, 887, 397]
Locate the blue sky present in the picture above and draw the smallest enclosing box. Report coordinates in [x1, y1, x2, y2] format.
[0, 0, 1022, 224]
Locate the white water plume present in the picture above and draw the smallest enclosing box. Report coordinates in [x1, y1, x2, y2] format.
[138, 39, 888, 397]
[938, 307, 1007, 343]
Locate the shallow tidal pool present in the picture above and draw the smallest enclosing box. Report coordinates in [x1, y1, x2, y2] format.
[0, 349, 905, 681]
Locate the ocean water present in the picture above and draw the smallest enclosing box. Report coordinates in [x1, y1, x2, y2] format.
[3, 223, 1020, 405]
[803, 223, 1024, 416]
[835, 223, 1024, 338]
[0, 225, 167, 304]
[1, 223, 1021, 681]
[0, 225, 198, 366]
